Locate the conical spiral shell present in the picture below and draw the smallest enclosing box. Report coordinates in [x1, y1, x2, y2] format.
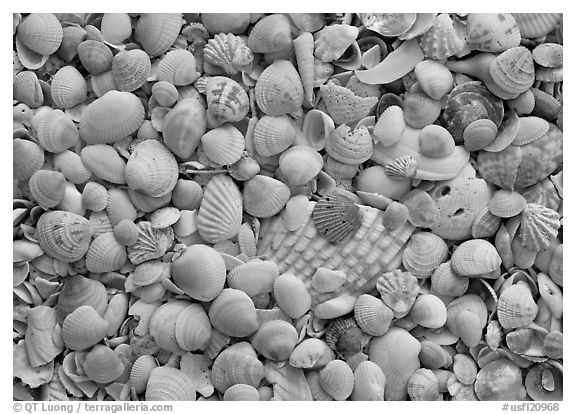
[111, 49, 151, 92]
[135, 13, 182, 57]
[354, 294, 394, 336]
[17, 13, 62, 56]
[402, 232, 448, 278]
[77, 40, 113, 75]
[61, 305, 109, 350]
[466, 13, 521, 53]
[125, 140, 178, 197]
[255, 60, 304, 118]
[208, 289, 259, 337]
[243, 175, 290, 218]
[85, 232, 128, 273]
[211, 348, 265, 394]
[145, 366, 196, 401]
[157, 48, 199, 86]
[29, 170, 66, 209]
[50, 65, 87, 109]
[293, 31, 315, 105]
[247, 14, 292, 54]
[80, 144, 126, 184]
[36, 211, 92, 262]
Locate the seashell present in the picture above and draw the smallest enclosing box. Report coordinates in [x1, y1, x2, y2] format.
[325, 318, 364, 358]
[223, 384, 260, 401]
[385, 155, 417, 180]
[409, 294, 447, 329]
[171, 244, 226, 302]
[54, 181, 84, 216]
[13, 71, 43, 108]
[313, 295, 357, 320]
[255, 60, 304, 118]
[148, 300, 189, 354]
[127, 221, 174, 265]
[414, 60, 453, 100]
[151, 81, 178, 107]
[351, 360, 386, 401]
[200, 125, 245, 166]
[243, 175, 290, 218]
[201, 13, 251, 35]
[17, 13, 63, 56]
[145, 366, 196, 401]
[28, 170, 66, 210]
[430, 262, 469, 297]
[273, 273, 312, 319]
[131, 259, 169, 288]
[512, 13, 562, 38]
[162, 98, 207, 159]
[513, 116, 550, 147]
[497, 284, 538, 329]
[172, 179, 203, 211]
[376, 270, 420, 318]
[130, 354, 157, 394]
[474, 359, 523, 401]
[174, 303, 212, 351]
[77, 40, 113, 74]
[149, 206, 180, 229]
[451, 239, 501, 277]
[247, 14, 292, 54]
[418, 341, 452, 370]
[24, 306, 64, 367]
[318, 360, 354, 401]
[532, 43, 563, 68]
[204, 33, 252, 76]
[80, 144, 126, 184]
[314, 58, 334, 87]
[209, 289, 259, 337]
[466, 13, 521, 53]
[518, 203, 560, 251]
[311, 193, 362, 244]
[211, 347, 265, 394]
[113, 219, 139, 246]
[524, 362, 563, 401]
[293, 32, 315, 105]
[396, 13, 437, 40]
[323, 156, 358, 180]
[205, 76, 249, 126]
[314, 24, 358, 62]
[79, 90, 145, 145]
[488, 190, 527, 218]
[197, 174, 242, 243]
[56, 275, 108, 322]
[89, 69, 117, 98]
[326, 124, 373, 165]
[279, 145, 323, 186]
[14, 36, 49, 71]
[36, 211, 92, 262]
[403, 92, 441, 129]
[227, 153, 260, 182]
[407, 368, 440, 401]
[251, 320, 298, 361]
[253, 115, 296, 157]
[452, 354, 478, 386]
[85, 232, 128, 273]
[61, 305, 109, 350]
[125, 140, 178, 197]
[359, 13, 416, 37]
[353, 294, 393, 337]
[488, 46, 535, 99]
[373, 105, 405, 147]
[289, 338, 333, 370]
[462, 119, 498, 152]
[418, 14, 468, 60]
[227, 260, 279, 297]
[157, 49, 199, 86]
[402, 232, 448, 278]
[82, 344, 124, 384]
[418, 125, 455, 159]
[312, 268, 347, 293]
[106, 188, 137, 226]
[382, 201, 409, 231]
[135, 13, 182, 57]
[319, 82, 378, 125]
[282, 195, 310, 232]
[507, 91, 535, 117]
[50, 65, 87, 109]
[544, 331, 563, 360]
[111, 49, 151, 92]
[100, 13, 132, 44]
[537, 271, 562, 319]
[36, 110, 78, 154]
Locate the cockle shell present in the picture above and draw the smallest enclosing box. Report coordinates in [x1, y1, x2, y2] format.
[385, 155, 417, 180]
[451, 239, 502, 277]
[77, 40, 113, 75]
[201, 13, 251, 35]
[351, 360, 386, 401]
[200, 125, 245, 165]
[430, 262, 469, 297]
[318, 360, 355, 401]
[151, 81, 178, 107]
[131, 259, 169, 288]
[204, 33, 252, 76]
[403, 92, 441, 129]
[56, 275, 108, 322]
[273, 273, 312, 319]
[79, 90, 145, 145]
[125, 140, 178, 197]
[61, 305, 109, 351]
[205, 76, 249, 126]
[208, 289, 259, 337]
[512, 13, 562, 38]
[135, 13, 182, 57]
[255, 60, 304, 118]
[172, 179, 203, 211]
[532, 43, 563, 68]
[17, 13, 63, 56]
[373, 105, 405, 147]
[227, 260, 279, 297]
[50, 65, 87, 109]
[36, 110, 78, 153]
[497, 284, 538, 329]
[319, 82, 378, 125]
[488, 46, 535, 98]
[82, 344, 124, 384]
[251, 320, 298, 361]
[211, 346, 265, 394]
[402, 232, 448, 278]
[474, 359, 523, 401]
[56, 181, 85, 216]
[407, 368, 441, 401]
[414, 60, 453, 100]
[223, 384, 260, 401]
[279, 145, 323, 186]
[25, 306, 64, 367]
[253, 115, 296, 157]
[89, 69, 116, 98]
[376, 270, 419, 318]
[247, 14, 292, 54]
[243, 175, 290, 218]
[466, 13, 521, 53]
[85, 232, 127, 273]
[488, 190, 527, 218]
[100, 13, 132, 44]
[80, 144, 126, 184]
[311, 193, 362, 244]
[543, 331, 563, 360]
[157, 48, 199, 86]
[162, 98, 206, 159]
[326, 318, 364, 358]
[130, 354, 157, 394]
[418, 341, 452, 370]
[175, 303, 212, 351]
[513, 116, 550, 147]
[36, 211, 92, 263]
[409, 294, 447, 329]
[326, 124, 373, 165]
[382, 201, 409, 231]
[127, 221, 174, 265]
[354, 294, 393, 336]
[106, 188, 137, 226]
[13, 71, 43, 109]
[113, 219, 139, 246]
[111, 49, 151, 92]
[149, 206, 180, 229]
[145, 366, 196, 401]
[418, 13, 468, 60]
[28, 170, 66, 210]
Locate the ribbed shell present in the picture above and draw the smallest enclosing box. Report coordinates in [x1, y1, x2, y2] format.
[402, 232, 448, 278]
[407, 368, 440, 401]
[453, 354, 478, 385]
[512, 13, 562, 38]
[175, 303, 212, 351]
[311, 193, 362, 244]
[89, 69, 116, 98]
[255, 60, 304, 117]
[513, 116, 550, 146]
[135, 13, 182, 57]
[326, 124, 373, 165]
[208, 289, 259, 337]
[293, 31, 315, 105]
[111, 49, 151, 92]
[489, 46, 535, 97]
[385, 155, 418, 180]
[29, 170, 66, 209]
[161, 98, 206, 159]
[13, 71, 43, 108]
[463, 119, 498, 152]
[106, 188, 137, 226]
[351, 360, 386, 401]
[36, 211, 92, 262]
[253, 115, 296, 157]
[430, 262, 469, 297]
[61, 305, 109, 350]
[251, 320, 298, 361]
[148, 300, 188, 354]
[157, 49, 199, 86]
[451, 239, 502, 277]
[279, 145, 323, 186]
[56, 275, 108, 322]
[243, 175, 290, 218]
[13, 138, 44, 181]
[145, 366, 196, 401]
[376, 269, 420, 318]
[466, 13, 521, 52]
[418, 341, 452, 369]
[382, 201, 410, 231]
[172, 179, 203, 211]
[227, 260, 279, 297]
[125, 140, 178, 197]
[85, 232, 128, 273]
[488, 190, 527, 218]
[223, 384, 260, 401]
[418, 13, 468, 60]
[273, 273, 312, 318]
[130, 355, 157, 394]
[37, 109, 78, 153]
[17, 13, 63, 56]
[497, 284, 538, 329]
[204, 32, 252, 76]
[518, 203, 560, 251]
[80, 144, 126, 184]
[409, 294, 447, 329]
[77, 40, 113, 74]
[446, 294, 488, 339]
[100, 13, 132, 44]
[319, 83, 378, 125]
[205, 76, 249, 126]
[151, 81, 178, 107]
[200, 125, 245, 165]
[354, 294, 393, 336]
[403, 92, 442, 129]
[247, 14, 292, 53]
[82, 345, 124, 384]
[79, 90, 145, 145]
[211, 349, 265, 394]
[318, 360, 355, 401]
[50, 65, 87, 109]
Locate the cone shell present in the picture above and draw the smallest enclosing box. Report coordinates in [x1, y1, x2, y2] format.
[253, 115, 296, 157]
[466, 13, 521, 52]
[227, 260, 279, 297]
[145, 366, 196, 401]
[113, 219, 139, 246]
[354, 294, 393, 336]
[50, 65, 87, 109]
[130, 355, 157, 394]
[208, 289, 259, 337]
[53, 150, 91, 183]
[80, 144, 126, 184]
[279, 145, 323, 186]
[497, 284, 538, 329]
[402, 232, 448, 278]
[243, 175, 290, 218]
[451, 239, 502, 277]
[135, 13, 182, 57]
[351, 360, 386, 401]
[107, 188, 137, 226]
[403, 93, 442, 129]
[17, 13, 62, 56]
[418, 13, 469, 60]
[157, 48, 199, 86]
[255, 60, 304, 117]
[326, 124, 373, 165]
[294, 31, 315, 105]
[211, 347, 265, 394]
[201, 125, 245, 165]
[430, 262, 469, 297]
[82, 344, 124, 384]
[36, 211, 92, 262]
[518, 203, 560, 251]
[77, 40, 113, 74]
[111, 49, 151, 92]
[414, 60, 453, 100]
[125, 140, 178, 197]
[488, 190, 527, 218]
[512, 13, 562, 38]
[409, 294, 447, 329]
[13, 138, 44, 181]
[251, 320, 298, 361]
[162, 98, 207, 159]
[29, 170, 66, 210]
[273, 273, 312, 319]
[318, 360, 354, 401]
[56, 275, 108, 322]
[79, 90, 145, 145]
[85, 232, 127, 273]
[61, 305, 109, 350]
[376, 270, 420, 318]
[489, 46, 535, 98]
[100, 13, 132, 44]
[174, 303, 212, 351]
[197, 174, 242, 243]
[171, 244, 226, 302]
[319, 83, 378, 125]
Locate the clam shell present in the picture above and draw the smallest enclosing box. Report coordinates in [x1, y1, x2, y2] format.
[507, 90, 535, 116]
[314, 24, 357, 62]
[85, 232, 128, 273]
[208, 289, 259, 337]
[418, 341, 452, 369]
[82, 344, 124, 384]
[512, 13, 562, 38]
[312, 268, 347, 293]
[149, 300, 189, 354]
[80, 144, 126, 184]
[205, 76, 249, 127]
[489, 46, 535, 98]
[513, 116, 550, 146]
[197, 174, 242, 243]
[289, 338, 334, 369]
[211, 347, 265, 394]
[353, 294, 393, 336]
[149, 206, 180, 230]
[172, 179, 203, 211]
[227, 260, 279, 297]
[135, 13, 182, 57]
[162, 98, 206, 159]
[488, 190, 527, 218]
[318, 360, 355, 401]
[519, 203, 560, 251]
[402, 232, 448, 278]
[17, 13, 62, 56]
[373, 106, 405, 147]
[77, 40, 113, 75]
[223, 384, 260, 401]
[174, 303, 212, 351]
[37, 109, 79, 153]
[474, 359, 523, 401]
[430, 262, 469, 297]
[171, 244, 226, 302]
[36, 211, 92, 262]
[319, 82, 378, 125]
[201, 13, 251, 35]
[113, 219, 140, 246]
[13, 138, 44, 181]
[13, 71, 43, 108]
[311, 192, 362, 244]
[28, 170, 66, 210]
[445, 293, 488, 337]
[351, 360, 386, 401]
[466, 13, 521, 52]
[127, 188, 172, 216]
[382, 201, 409, 231]
[255, 60, 304, 118]
[251, 320, 298, 361]
[130, 355, 157, 394]
[279, 145, 323, 186]
[407, 368, 440, 401]
[294, 31, 315, 105]
[376, 269, 419, 318]
[418, 125, 455, 158]
[463, 119, 498, 152]
[56, 275, 108, 322]
[451, 239, 502, 277]
[50, 66, 87, 109]
[201, 125, 245, 165]
[61, 305, 109, 350]
[273, 273, 312, 319]
[497, 284, 538, 329]
[106, 188, 137, 226]
[532, 43, 563, 68]
[151, 81, 178, 107]
[79, 90, 145, 145]
[414, 60, 453, 100]
[24, 306, 64, 367]
[89, 69, 116, 98]
[157, 48, 199, 86]
[100, 13, 132, 44]
[145, 366, 196, 401]
[125, 140, 178, 197]
[403, 92, 441, 129]
[131, 259, 169, 288]
[418, 13, 468, 60]
[453, 354, 478, 385]
[410, 294, 447, 329]
[111, 49, 151, 92]
[127, 221, 174, 265]
[243, 175, 290, 218]
[253, 115, 296, 157]
[326, 124, 373, 165]
[247, 14, 292, 54]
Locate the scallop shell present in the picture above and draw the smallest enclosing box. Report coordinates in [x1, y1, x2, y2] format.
[145, 366, 196, 401]
[130, 355, 157, 394]
[17, 13, 63, 56]
[100, 13, 132, 44]
[532, 43, 563, 68]
[314, 24, 358, 62]
[106, 188, 137, 226]
[113, 219, 139, 246]
[205, 76, 249, 126]
[255, 60, 304, 118]
[77, 40, 113, 74]
[407, 368, 440, 401]
[293, 31, 315, 105]
[466, 13, 521, 53]
[36, 211, 92, 262]
[251, 320, 298, 361]
[56, 275, 108, 322]
[197, 174, 242, 243]
[351, 360, 386, 401]
[414, 60, 453, 100]
[79, 90, 145, 145]
[318, 360, 355, 401]
[247, 14, 292, 54]
[127, 221, 174, 265]
[253, 115, 296, 157]
[402, 232, 448, 278]
[204, 33, 252, 76]
[418, 13, 468, 60]
[513, 116, 550, 147]
[28, 170, 66, 210]
[208, 289, 259, 337]
[82, 344, 124, 384]
[385, 155, 418, 180]
[403, 92, 441, 129]
[13, 71, 43, 109]
[409, 294, 447, 329]
[273, 273, 312, 319]
[80, 144, 126, 184]
[211, 347, 265, 394]
[50, 65, 87, 109]
[227, 260, 279, 297]
[311, 193, 362, 244]
[24, 306, 64, 367]
[223, 384, 260, 401]
[353, 294, 393, 336]
[85, 232, 128, 273]
[488, 190, 527, 218]
[135, 13, 182, 57]
[489, 46, 535, 98]
[518, 203, 560, 251]
[201, 13, 251, 35]
[111, 49, 151, 92]
[243, 175, 290, 218]
[36, 110, 78, 153]
[162, 98, 207, 159]
[326, 124, 373, 165]
[171, 244, 226, 302]
[157, 48, 199, 86]
[61, 305, 109, 351]
[451, 239, 502, 277]
[172, 179, 203, 211]
[125, 140, 178, 197]
[319, 82, 378, 125]
[474, 359, 523, 401]
[512, 13, 562, 38]
[174, 303, 212, 352]
[373, 105, 405, 147]
[430, 262, 469, 297]
[199, 125, 245, 166]
[279, 145, 323, 186]
[376, 270, 420, 318]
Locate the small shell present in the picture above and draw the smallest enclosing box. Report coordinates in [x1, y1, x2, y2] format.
[127, 221, 174, 265]
[451, 239, 502, 277]
[211, 347, 265, 394]
[255, 60, 304, 118]
[223, 384, 260, 401]
[82, 344, 124, 384]
[100, 13, 132, 44]
[113, 219, 140, 246]
[354, 294, 393, 336]
[279, 145, 323, 186]
[77, 40, 113, 74]
[488, 46, 535, 98]
[172, 179, 203, 211]
[251, 320, 298, 361]
[543, 331, 563, 360]
[532, 43, 563, 68]
[376, 270, 420, 318]
[145, 366, 196, 401]
[157, 49, 199, 86]
[80, 144, 127, 184]
[311, 193, 362, 244]
[326, 124, 373, 165]
[518, 203, 560, 251]
[227, 260, 279, 297]
[162, 98, 206, 159]
[151, 81, 178, 107]
[418, 124, 455, 158]
[512, 13, 562, 38]
[111, 49, 151, 92]
[463, 119, 498, 152]
[204, 33, 252, 76]
[300, 109, 334, 151]
[418, 13, 468, 60]
[373, 106, 405, 147]
[418, 341, 452, 370]
[385, 155, 418, 180]
[273, 273, 312, 319]
[205, 76, 249, 126]
[131, 260, 169, 288]
[13, 71, 44, 109]
[89, 69, 116, 98]
[29, 170, 66, 210]
[430, 262, 469, 297]
[17, 13, 63, 56]
[402, 232, 448, 278]
[318, 360, 355, 401]
[351, 360, 386, 401]
[497, 284, 538, 329]
[403, 93, 442, 129]
[130, 355, 157, 394]
[407, 368, 440, 401]
[13, 138, 44, 181]
[382, 201, 409, 231]
[513, 116, 550, 147]
[410, 294, 447, 329]
[201, 13, 251, 35]
[243, 175, 290, 218]
[319, 82, 378, 125]
[293, 32, 315, 105]
[248, 14, 292, 54]
[488, 190, 527, 218]
[253, 115, 296, 157]
[312, 268, 347, 293]
[282, 195, 310, 232]
[474, 359, 523, 401]
[508, 90, 535, 116]
[149, 206, 180, 230]
[414, 60, 453, 100]
[50, 66, 87, 109]
[289, 338, 334, 369]
[79, 90, 145, 145]
[208, 289, 259, 337]
[107, 188, 137, 226]
[125, 140, 178, 197]
[174, 303, 212, 351]
[466, 13, 521, 53]
[134, 13, 182, 57]
[85, 232, 128, 273]
[446, 295, 487, 346]
[61, 305, 109, 350]
[36, 211, 92, 262]
[56, 275, 108, 322]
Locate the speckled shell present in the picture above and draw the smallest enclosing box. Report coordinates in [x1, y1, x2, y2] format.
[414, 60, 454, 100]
[100, 13, 132, 44]
[319, 83, 378, 125]
[351, 360, 386, 401]
[318, 360, 355, 401]
[80, 144, 126, 184]
[125, 140, 178, 197]
[162, 98, 207, 159]
[79, 90, 145, 145]
[326, 124, 373, 165]
[130, 355, 157, 394]
[311, 193, 362, 244]
[106, 188, 137, 226]
[253, 115, 296, 157]
[255, 60, 304, 118]
[211, 347, 265, 394]
[430, 262, 469, 297]
[474, 359, 523, 401]
[489, 46, 535, 98]
[56, 275, 108, 322]
[204, 33, 252, 76]
[409, 294, 447, 329]
[512, 13, 562, 38]
[208, 289, 259, 337]
[82, 344, 124, 384]
[243, 175, 290, 218]
[197, 174, 243, 243]
[85, 232, 128, 273]
[28, 170, 66, 210]
[451, 239, 502, 277]
[77, 40, 113, 74]
[61, 305, 109, 350]
[17, 13, 63, 56]
[247, 14, 292, 54]
[369, 327, 421, 401]
[111, 49, 151, 92]
[13, 71, 43, 108]
[145, 366, 196, 401]
[273, 273, 312, 319]
[466, 13, 521, 52]
[157, 49, 199, 86]
[36, 211, 92, 262]
[354, 294, 393, 336]
[376, 269, 420, 318]
[251, 320, 298, 361]
[279, 145, 323, 186]
[135, 13, 182, 57]
[205, 76, 249, 126]
[418, 13, 468, 60]
[223, 384, 260, 401]
[314, 24, 358, 62]
[171, 244, 226, 302]
[518, 203, 560, 251]
[50, 65, 87, 109]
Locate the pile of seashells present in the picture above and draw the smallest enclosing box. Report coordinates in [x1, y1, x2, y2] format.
[13, 12, 563, 402]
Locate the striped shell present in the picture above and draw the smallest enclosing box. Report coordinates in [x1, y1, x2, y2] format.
[126, 221, 174, 265]
[488, 190, 527, 218]
[351, 361, 386, 401]
[311, 268, 347, 293]
[135, 13, 182, 57]
[325, 124, 373, 165]
[211, 348, 265, 394]
[130, 355, 157, 394]
[466, 13, 521, 52]
[61, 305, 109, 351]
[157, 48, 199, 86]
[208, 289, 259, 337]
[518, 203, 560, 251]
[50, 65, 87, 109]
[319, 82, 378, 125]
[77, 40, 113, 74]
[463, 119, 498, 152]
[354, 294, 393, 336]
[273, 273, 312, 319]
[311, 193, 362, 244]
[125, 140, 178, 197]
[318, 360, 355, 401]
[279, 145, 323, 186]
[28, 170, 66, 210]
[293, 31, 315, 105]
[85, 232, 128, 273]
[407, 368, 440, 401]
[111, 49, 151, 92]
[172, 179, 203, 211]
[430, 262, 469, 297]
[201, 13, 251, 35]
[56, 275, 108, 322]
[243, 175, 290, 218]
[175, 303, 212, 351]
[205, 76, 249, 126]
[107, 188, 137, 226]
[227, 260, 279, 297]
[414, 60, 454, 100]
[80, 144, 126, 184]
[145, 366, 196, 401]
[253, 115, 296, 157]
[403, 93, 442, 129]
[255, 60, 304, 118]
[204, 33, 252, 76]
[223, 384, 260, 401]
[151, 81, 178, 107]
[13, 71, 43, 108]
[513, 116, 550, 146]
[512, 13, 562, 38]
[385, 155, 417, 180]
[82, 345, 124, 384]
[36, 211, 92, 262]
[200, 125, 245, 165]
[37, 109, 79, 153]
[247, 14, 292, 54]
[488, 46, 535, 98]
[402, 232, 448, 278]
[497, 283, 538, 329]
[113, 219, 140, 246]
[451, 239, 502, 277]
[17, 13, 63, 56]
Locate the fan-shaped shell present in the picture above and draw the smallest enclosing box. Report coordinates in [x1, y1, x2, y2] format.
[474, 359, 523, 401]
[111, 49, 151, 92]
[385, 155, 418, 180]
[351, 360, 386, 401]
[466, 13, 521, 52]
[174, 303, 212, 351]
[223, 384, 260, 401]
[318, 359, 355, 401]
[373, 105, 405, 147]
[85, 232, 128, 273]
[326, 124, 373, 165]
[403, 92, 441, 129]
[208, 289, 259, 337]
[430, 262, 469, 297]
[251, 320, 298, 361]
[243, 175, 290, 218]
[89, 69, 116, 98]
[354, 294, 393, 336]
[211, 347, 265, 394]
[13, 71, 43, 108]
[418, 13, 468, 60]
[409, 294, 447, 329]
[402, 232, 448, 278]
[50, 65, 87, 109]
[82, 344, 124, 384]
[77, 40, 113, 74]
[127, 221, 174, 265]
[311, 193, 362, 244]
[13, 138, 44, 181]
[512, 13, 562, 38]
[61, 305, 109, 350]
[451, 239, 502, 277]
[157, 48, 199, 86]
[518, 203, 560, 251]
[28, 170, 66, 210]
[497, 284, 538, 329]
[273, 273, 312, 319]
[205, 76, 249, 127]
[36, 211, 92, 262]
[247, 14, 292, 54]
[162, 98, 206, 159]
[125, 140, 178, 197]
[145, 366, 196, 401]
[106, 188, 137, 226]
[253, 115, 296, 157]
[414, 60, 453, 100]
[488, 46, 535, 98]
[135, 13, 182, 57]
[543, 331, 563, 360]
[56, 275, 108, 322]
[17, 13, 63, 56]
[227, 260, 279, 297]
[200, 125, 245, 165]
[488, 190, 527, 218]
[255, 60, 304, 118]
[376, 270, 420, 318]
[80, 144, 126, 184]
[79, 90, 145, 145]
[513, 116, 550, 147]
[100, 13, 132, 44]
[319, 82, 378, 125]
[204, 32, 252, 76]
[130, 355, 157, 394]
[36, 110, 78, 153]
[279, 145, 323, 186]
[113, 219, 139, 246]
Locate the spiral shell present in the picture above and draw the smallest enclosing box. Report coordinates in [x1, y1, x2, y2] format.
[319, 82, 378, 125]
[111, 49, 151, 92]
[466, 13, 521, 53]
[77, 40, 113, 74]
[50, 65, 87, 109]
[243, 175, 290, 218]
[157, 48, 199, 86]
[253, 115, 296, 157]
[255, 60, 304, 118]
[326, 124, 373, 165]
[376, 270, 419, 318]
[125, 140, 178, 197]
[135, 13, 182, 57]
[145, 366, 196, 401]
[17, 13, 62, 56]
[418, 13, 468, 60]
[205, 76, 249, 126]
[208, 289, 259, 337]
[293, 31, 315, 105]
[61, 305, 109, 351]
[80, 144, 127, 184]
[36, 211, 92, 262]
[28, 170, 66, 210]
[248, 14, 292, 54]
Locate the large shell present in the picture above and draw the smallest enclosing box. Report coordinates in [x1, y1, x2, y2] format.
[145, 366, 196, 401]
[273, 273, 312, 319]
[319, 82, 378, 125]
[243, 175, 290, 218]
[418, 13, 468, 60]
[376, 270, 420, 318]
[474, 359, 523, 401]
[402, 232, 448, 278]
[208, 289, 259, 337]
[253, 115, 296, 157]
[77, 40, 113, 75]
[111, 49, 151, 92]
[80, 144, 126, 184]
[61, 305, 109, 351]
[82, 344, 124, 384]
[28, 170, 66, 210]
[211, 347, 265, 394]
[171, 244, 226, 302]
[197, 174, 243, 243]
[409, 294, 447, 329]
[157, 48, 199, 86]
[125, 140, 178, 197]
[17, 13, 63, 56]
[351, 360, 386, 401]
[255, 60, 304, 118]
[175, 303, 212, 351]
[205, 76, 249, 126]
[134, 13, 182, 57]
[518, 203, 560, 251]
[36, 211, 92, 262]
[79, 90, 145, 145]
[204, 33, 252, 76]
[497, 284, 539, 329]
[318, 360, 354, 401]
[354, 294, 393, 336]
[489, 46, 535, 98]
[451, 239, 502, 277]
[50, 65, 87, 109]
[56, 275, 108, 322]
[251, 320, 298, 361]
[311, 193, 362, 244]
[466, 13, 521, 52]
[326, 124, 373, 165]
[247, 14, 292, 54]
[162, 98, 206, 159]
[13, 138, 44, 181]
